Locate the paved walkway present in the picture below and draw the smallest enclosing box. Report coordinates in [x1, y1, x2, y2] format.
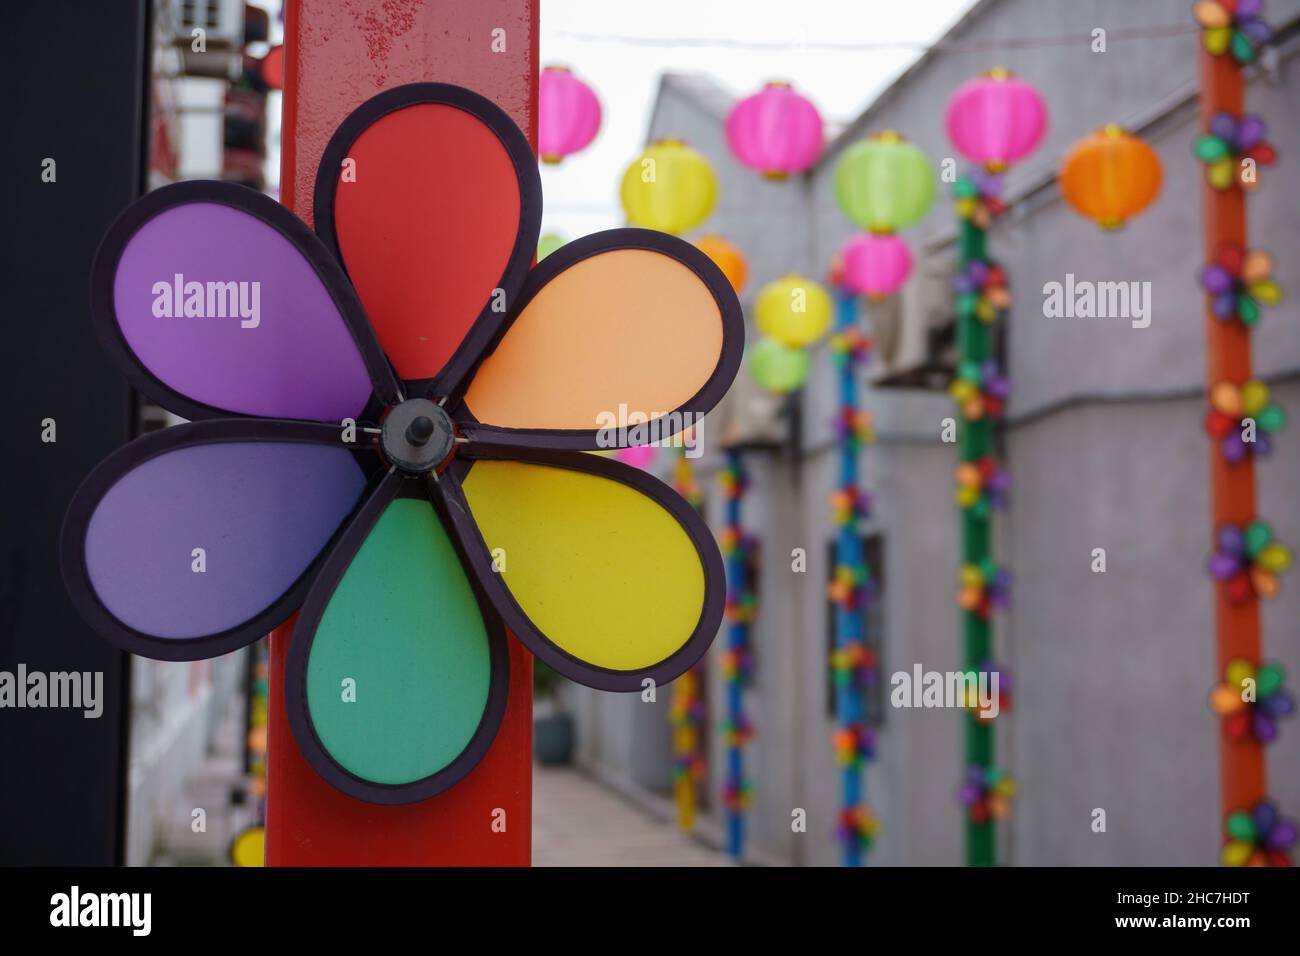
[533, 765, 730, 867]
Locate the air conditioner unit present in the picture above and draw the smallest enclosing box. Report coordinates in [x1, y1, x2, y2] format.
[870, 249, 957, 389]
[168, 0, 246, 48]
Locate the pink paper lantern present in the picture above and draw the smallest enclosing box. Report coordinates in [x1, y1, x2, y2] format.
[725, 81, 824, 179]
[841, 233, 912, 299]
[617, 445, 656, 469]
[539, 65, 601, 164]
[945, 68, 1048, 171]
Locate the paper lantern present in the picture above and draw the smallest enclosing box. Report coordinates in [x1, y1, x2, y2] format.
[749, 337, 810, 394]
[755, 274, 832, 348]
[538, 232, 567, 260]
[694, 234, 748, 294]
[538, 65, 601, 164]
[1059, 125, 1162, 229]
[64, 83, 745, 806]
[725, 80, 823, 179]
[617, 445, 656, 469]
[620, 138, 718, 235]
[840, 232, 912, 299]
[946, 68, 1048, 171]
[834, 131, 935, 234]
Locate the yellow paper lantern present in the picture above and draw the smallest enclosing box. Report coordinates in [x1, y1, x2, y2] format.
[755, 274, 832, 348]
[620, 138, 718, 235]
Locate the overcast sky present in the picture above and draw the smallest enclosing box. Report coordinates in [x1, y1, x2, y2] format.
[538, 0, 979, 238]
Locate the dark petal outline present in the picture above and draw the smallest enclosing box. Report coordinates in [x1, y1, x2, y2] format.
[60, 418, 385, 662]
[443, 444, 725, 692]
[312, 82, 543, 402]
[90, 179, 401, 422]
[284, 470, 511, 806]
[445, 228, 744, 451]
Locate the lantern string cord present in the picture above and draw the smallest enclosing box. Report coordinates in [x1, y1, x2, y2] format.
[553, 23, 1195, 53]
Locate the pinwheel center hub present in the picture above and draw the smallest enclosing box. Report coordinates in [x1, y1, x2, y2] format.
[382, 399, 455, 474]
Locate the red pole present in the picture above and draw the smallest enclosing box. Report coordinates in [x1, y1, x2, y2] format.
[1198, 50, 1265, 821]
[265, 0, 537, 866]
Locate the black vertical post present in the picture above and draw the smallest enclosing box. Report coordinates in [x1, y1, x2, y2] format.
[0, 0, 151, 865]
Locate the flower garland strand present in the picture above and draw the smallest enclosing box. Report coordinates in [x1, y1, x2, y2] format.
[949, 166, 1015, 866]
[828, 289, 880, 864]
[1194, 0, 1294, 866]
[670, 447, 707, 831]
[719, 449, 755, 859]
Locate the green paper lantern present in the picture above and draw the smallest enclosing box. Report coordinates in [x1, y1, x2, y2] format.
[748, 337, 810, 394]
[834, 131, 936, 233]
[537, 231, 567, 260]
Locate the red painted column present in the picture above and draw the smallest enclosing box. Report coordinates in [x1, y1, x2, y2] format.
[265, 0, 537, 866]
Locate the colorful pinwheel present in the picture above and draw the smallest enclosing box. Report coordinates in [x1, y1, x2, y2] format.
[1194, 111, 1276, 191]
[1211, 659, 1294, 743]
[960, 659, 1013, 719]
[958, 560, 1010, 620]
[1194, 0, 1274, 65]
[950, 359, 1011, 421]
[1222, 799, 1296, 867]
[952, 169, 1006, 229]
[958, 765, 1015, 824]
[954, 259, 1011, 324]
[1205, 379, 1287, 463]
[63, 84, 742, 805]
[1201, 242, 1282, 327]
[1208, 520, 1292, 603]
[832, 722, 876, 770]
[837, 805, 880, 852]
[955, 456, 1009, 519]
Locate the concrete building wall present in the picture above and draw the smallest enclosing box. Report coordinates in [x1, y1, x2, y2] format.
[564, 0, 1300, 865]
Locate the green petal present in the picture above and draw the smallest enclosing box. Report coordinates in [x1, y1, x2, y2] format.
[1243, 520, 1273, 558]
[1195, 135, 1229, 162]
[1257, 663, 1284, 699]
[1225, 810, 1257, 841]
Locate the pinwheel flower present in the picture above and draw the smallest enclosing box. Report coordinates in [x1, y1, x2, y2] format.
[833, 722, 876, 769]
[958, 766, 1016, 824]
[1222, 799, 1296, 867]
[950, 359, 1010, 421]
[955, 456, 1010, 519]
[1194, 112, 1276, 190]
[958, 560, 1010, 620]
[1194, 0, 1273, 64]
[953, 259, 1011, 324]
[1201, 242, 1282, 327]
[953, 169, 1007, 229]
[723, 777, 754, 813]
[831, 641, 878, 695]
[832, 407, 876, 444]
[959, 659, 1013, 718]
[829, 484, 871, 529]
[1208, 520, 1292, 603]
[721, 716, 754, 752]
[63, 84, 742, 805]
[1205, 379, 1286, 463]
[1210, 659, 1294, 743]
[829, 326, 873, 368]
[837, 805, 880, 851]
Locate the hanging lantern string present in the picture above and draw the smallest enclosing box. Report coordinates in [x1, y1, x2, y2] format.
[555, 24, 1198, 53]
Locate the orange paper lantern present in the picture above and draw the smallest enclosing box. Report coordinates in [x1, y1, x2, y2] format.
[694, 234, 748, 294]
[1059, 125, 1162, 229]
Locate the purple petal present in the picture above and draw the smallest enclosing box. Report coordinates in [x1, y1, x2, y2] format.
[1236, 0, 1264, 20]
[1241, 20, 1272, 44]
[1264, 820, 1297, 851]
[1253, 712, 1276, 742]
[1201, 263, 1235, 294]
[1211, 112, 1239, 141]
[1222, 433, 1247, 463]
[1213, 292, 1238, 318]
[1217, 524, 1245, 555]
[1254, 434, 1271, 457]
[1236, 115, 1267, 150]
[1209, 553, 1242, 580]
[1253, 800, 1278, 836]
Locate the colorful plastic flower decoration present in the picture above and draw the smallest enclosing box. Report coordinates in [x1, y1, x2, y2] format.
[833, 722, 876, 770]
[954, 259, 1011, 324]
[63, 84, 743, 805]
[1205, 379, 1287, 463]
[958, 659, 1013, 719]
[958, 560, 1010, 620]
[832, 406, 875, 447]
[837, 805, 880, 852]
[958, 765, 1016, 824]
[1195, 111, 1276, 191]
[538, 65, 601, 164]
[725, 81, 824, 179]
[1210, 659, 1294, 744]
[1222, 799, 1296, 867]
[1200, 242, 1282, 327]
[830, 325, 872, 369]
[950, 358, 1010, 421]
[955, 456, 1009, 519]
[723, 775, 754, 812]
[1195, 0, 1273, 65]
[953, 169, 1006, 229]
[1208, 520, 1292, 603]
